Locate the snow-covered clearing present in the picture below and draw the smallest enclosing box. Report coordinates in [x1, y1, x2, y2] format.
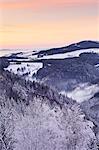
[1, 48, 99, 61]
[38, 49, 99, 60]
[5, 62, 43, 80]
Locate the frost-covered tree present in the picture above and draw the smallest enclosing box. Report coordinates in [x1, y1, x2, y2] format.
[0, 108, 15, 150]
[13, 99, 97, 150]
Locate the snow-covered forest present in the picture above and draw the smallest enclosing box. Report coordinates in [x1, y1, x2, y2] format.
[0, 61, 98, 149]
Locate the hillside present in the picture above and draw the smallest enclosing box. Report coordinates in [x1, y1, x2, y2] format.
[0, 61, 98, 150]
[0, 40, 99, 149]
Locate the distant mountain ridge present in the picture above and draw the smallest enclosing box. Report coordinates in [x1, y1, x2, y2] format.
[33, 40, 99, 57]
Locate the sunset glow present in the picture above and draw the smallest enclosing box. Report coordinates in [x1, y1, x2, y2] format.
[0, 0, 99, 49]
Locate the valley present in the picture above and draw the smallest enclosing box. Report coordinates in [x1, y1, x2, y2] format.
[0, 40, 99, 149]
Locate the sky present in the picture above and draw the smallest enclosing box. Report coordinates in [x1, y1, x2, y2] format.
[0, 0, 99, 49]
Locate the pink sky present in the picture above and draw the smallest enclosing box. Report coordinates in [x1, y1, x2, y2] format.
[0, 0, 99, 49]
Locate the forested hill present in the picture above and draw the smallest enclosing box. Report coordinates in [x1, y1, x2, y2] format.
[0, 58, 98, 150]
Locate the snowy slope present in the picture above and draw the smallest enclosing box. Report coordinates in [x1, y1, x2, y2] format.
[37, 48, 99, 60]
[4, 48, 99, 103]
[16, 48, 99, 60]
[0, 71, 97, 150]
[5, 62, 43, 81]
[2, 43, 99, 105]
